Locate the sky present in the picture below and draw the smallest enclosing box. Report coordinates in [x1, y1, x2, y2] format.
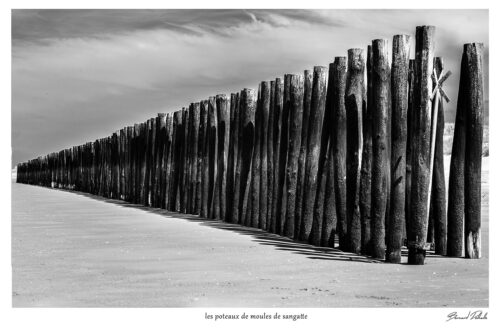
[11, 9, 489, 167]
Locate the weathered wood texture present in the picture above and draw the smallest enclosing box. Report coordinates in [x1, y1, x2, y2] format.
[360, 47, 373, 255]
[386, 35, 410, 263]
[408, 25, 435, 265]
[332, 58, 348, 251]
[284, 74, 304, 239]
[299, 66, 328, 242]
[430, 57, 447, 256]
[295, 70, 312, 238]
[463, 43, 484, 259]
[345, 49, 365, 254]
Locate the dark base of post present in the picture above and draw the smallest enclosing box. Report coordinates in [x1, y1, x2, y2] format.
[408, 247, 426, 265]
[385, 250, 401, 264]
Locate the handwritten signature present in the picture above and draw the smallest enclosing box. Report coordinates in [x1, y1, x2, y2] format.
[447, 310, 488, 321]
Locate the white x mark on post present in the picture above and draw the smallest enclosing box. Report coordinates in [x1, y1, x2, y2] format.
[427, 67, 452, 231]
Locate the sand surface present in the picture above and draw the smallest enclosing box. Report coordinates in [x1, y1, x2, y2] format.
[12, 158, 488, 307]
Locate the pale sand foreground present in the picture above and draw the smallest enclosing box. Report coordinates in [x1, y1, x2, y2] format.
[12, 158, 488, 307]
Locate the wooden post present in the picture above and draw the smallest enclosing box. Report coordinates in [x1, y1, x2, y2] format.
[332, 57, 348, 250]
[447, 52, 467, 258]
[266, 83, 275, 228]
[180, 109, 188, 212]
[207, 97, 217, 218]
[189, 104, 200, 214]
[387, 35, 410, 263]
[299, 66, 328, 241]
[405, 59, 416, 241]
[249, 85, 263, 228]
[276, 75, 291, 234]
[360, 47, 373, 255]
[345, 49, 365, 254]
[199, 100, 209, 217]
[430, 57, 448, 255]
[170, 111, 183, 211]
[225, 93, 238, 222]
[283, 74, 304, 238]
[233, 89, 256, 224]
[295, 70, 312, 237]
[311, 62, 337, 246]
[464, 43, 484, 259]
[259, 82, 271, 230]
[213, 94, 229, 220]
[270, 78, 284, 233]
[164, 114, 173, 210]
[408, 25, 435, 265]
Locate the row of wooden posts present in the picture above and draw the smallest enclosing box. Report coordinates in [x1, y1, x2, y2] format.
[17, 26, 485, 265]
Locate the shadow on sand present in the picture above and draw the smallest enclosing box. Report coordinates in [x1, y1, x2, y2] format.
[53, 187, 443, 264]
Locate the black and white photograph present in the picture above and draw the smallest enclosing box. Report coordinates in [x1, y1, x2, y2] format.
[2, 1, 496, 332]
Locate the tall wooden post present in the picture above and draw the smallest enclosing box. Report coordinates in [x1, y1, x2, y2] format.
[276, 75, 291, 234]
[299, 66, 328, 241]
[345, 49, 365, 254]
[447, 53, 467, 258]
[189, 103, 201, 214]
[406, 59, 416, 241]
[408, 25, 435, 265]
[295, 69, 312, 237]
[249, 86, 262, 228]
[207, 97, 217, 218]
[233, 89, 256, 224]
[270, 78, 284, 233]
[332, 57, 348, 250]
[387, 35, 410, 263]
[199, 101, 209, 217]
[360, 47, 373, 255]
[311, 63, 336, 246]
[283, 74, 304, 238]
[430, 57, 448, 255]
[213, 94, 229, 220]
[259, 82, 271, 230]
[225, 93, 238, 222]
[266, 83, 275, 228]
[464, 43, 484, 259]
[164, 114, 173, 210]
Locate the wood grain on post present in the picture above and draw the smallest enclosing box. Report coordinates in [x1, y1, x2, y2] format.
[295, 69, 312, 237]
[249, 85, 263, 228]
[332, 57, 348, 250]
[405, 59, 416, 241]
[430, 57, 447, 255]
[190, 103, 201, 214]
[233, 89, 256, 224]
[387, 35, 410, 263]
[180, 109, 189, 212]
[360, 47, 373, 254]
[322, 138, 337, 247]
[259, 82, 271, 230]
[408, 25, 435, 265]
[447, 52, 467, 258]
[299, 66, 328, 241]
[185, 105, 194, 213]
[464, 43, 484, 259]
[345, 49, 365, 254]
[283, 74, 304, 238]
[214, 94, 229, 220]
[207, 97, 217, 218]
[199, 101, 209, 217]
[225, 93, 238, 221]
[164, 114, 173, 209]
[276, 75, 291, 234]
[270, 78, 284, 233]
[266, 83, 275, 228]
[311, 63, 336, 246]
